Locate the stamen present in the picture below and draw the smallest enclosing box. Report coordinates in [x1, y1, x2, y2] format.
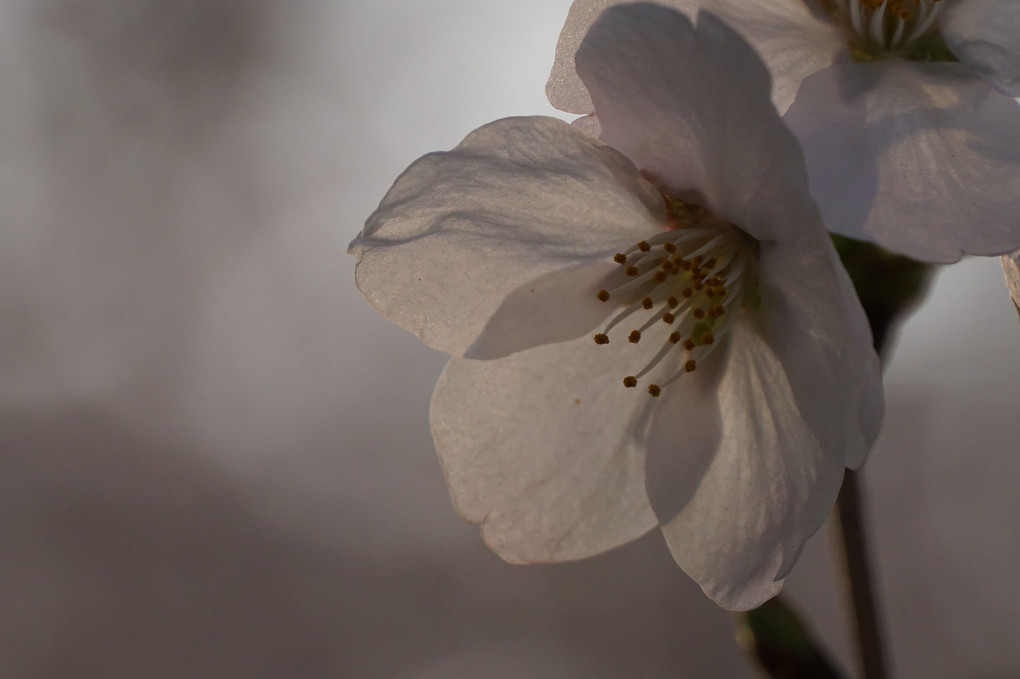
[590, 194, 757, 396]
[869, 1, 888, 47]
[907, 0, 943, 43]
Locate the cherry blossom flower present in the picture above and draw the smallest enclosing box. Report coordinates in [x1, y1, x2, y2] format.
[549, 0, 1020, 263]
[350, 5, 883, 609]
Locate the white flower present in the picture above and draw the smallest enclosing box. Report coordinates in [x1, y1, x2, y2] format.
[549, 0, 1020, 263]
[350, 6, 883, 610]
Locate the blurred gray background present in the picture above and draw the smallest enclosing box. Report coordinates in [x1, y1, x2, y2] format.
[1, 1, 1018, 677]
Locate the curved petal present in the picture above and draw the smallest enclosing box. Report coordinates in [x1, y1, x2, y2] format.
[350, 116, 666, 356]
[655, 322, 846, 610]
[574, 6, 811, 233]
[1003, 249, 1020, 318]
[431, 333, 661, 563]
[785, 61, 1020, 262]
[547, 0, 700, 115]
[547, 0, 843, 117]
[943, 0, 1020, 97]
[758, 231, 884, 469]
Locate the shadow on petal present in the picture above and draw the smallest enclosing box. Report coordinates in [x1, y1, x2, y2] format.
[466, 261, 622, 360]
[643, 346, 727, 527]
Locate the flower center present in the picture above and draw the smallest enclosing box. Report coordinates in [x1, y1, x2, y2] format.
[825, 0, 956, 61]
[593, 196, 757, 397]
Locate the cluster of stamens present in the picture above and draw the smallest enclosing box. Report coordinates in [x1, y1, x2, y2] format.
[592, 197, 753, 397]
[843, 0, 945, 53]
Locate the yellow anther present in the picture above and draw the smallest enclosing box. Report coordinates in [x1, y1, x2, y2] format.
[685, 359, 697, 372]
[662, 312, 676, 324]
[625, 266, 639, 276]
[702, 332, 715, 345]
[663, 242, 677, 253]
[682, 288, 694, 299]
[641, 297, 654, 309]
[638, 241, 651, 252]
[693, 308, 706, 320]
[623, 376, 638, 388]
[613, 253, 627, 264]
[647, 384, 661, 397]
[669, 331, 682, 344]
[594, 333, 610, 345]
[596, 289, 610, 302]
[628, 330, 642, 343]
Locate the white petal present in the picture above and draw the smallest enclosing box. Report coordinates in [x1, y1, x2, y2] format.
[943, 0, 1020, 97]
[350, 116, 666, 356]
[785, 61, 1020, 262]
[653, 323, 846, 610]
[574, 7, 811, 234]
[547, 0, 700, 115]
[547, 0, 843, 117]
[758, 231, 884, 469]
[465, 261, 623, 360]
[1003, 249, 1020, 317]
[431, 333, 661, 563]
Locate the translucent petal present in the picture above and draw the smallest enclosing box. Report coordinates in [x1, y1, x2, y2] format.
[574, 7, 810, 235]
[465, 261, 621, 360]
[351, 116, 666, 355]
[431, 333, 661, 563]
[943, 0, 1020, 97]
[785, 61, 1020, 262]
[655, 324, 846, 610]
[547, 0, 843, 117]
[758, 231, 884, 469]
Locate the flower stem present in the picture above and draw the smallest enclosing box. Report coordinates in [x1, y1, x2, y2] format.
[834, 470, 887, 679]
[829, 234, 935, 679]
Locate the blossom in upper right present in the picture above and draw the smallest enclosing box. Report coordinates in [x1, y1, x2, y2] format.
[549, 0, 1020, 263]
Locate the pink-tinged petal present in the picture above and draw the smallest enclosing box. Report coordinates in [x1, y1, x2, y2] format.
[547, 0, 843, 117]
[943, 0, 1020, 97]
[574, 7, 811, 235]
[758, 230, 884, 469]
[1003, 249, 1020, 318]
[654, 323, 846, 610]
[785, 61, 1020, 263]
[350, 116, 666, 356]
[431, 333, 661, 563]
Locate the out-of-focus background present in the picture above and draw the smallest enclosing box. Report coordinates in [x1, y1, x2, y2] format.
[2, 1, 1019, 677]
